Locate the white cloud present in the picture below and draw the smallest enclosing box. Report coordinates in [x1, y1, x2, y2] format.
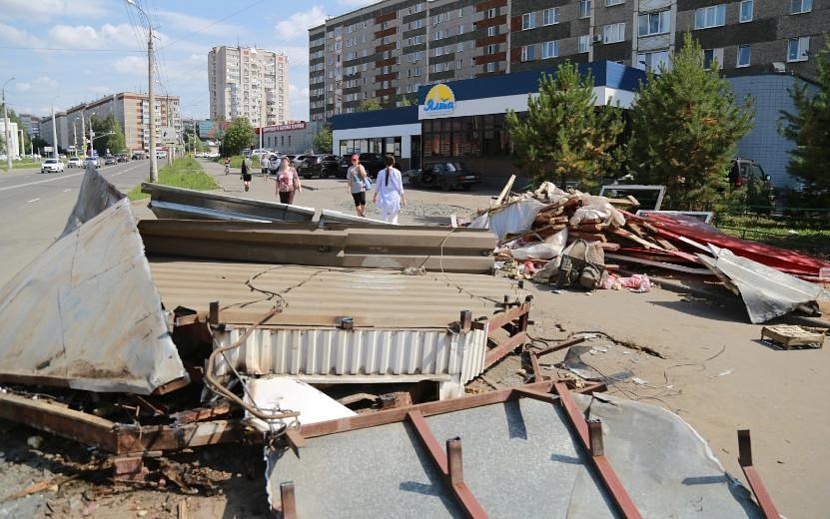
[275, 7, 326, 41]
[337, 0, 377, 6]
[154, 10, 242, 37]
[279, 46, 309, 65]
[12, 77, 58, 95]
[48, 23, 143, 50]
[114, 56, 145, 75]
[0, 23, 46, 48]
[288, 83, 310, 121]
[16, 83, 32, 92]
[0, 0, 107, 21]
[89, 86, 113, 95]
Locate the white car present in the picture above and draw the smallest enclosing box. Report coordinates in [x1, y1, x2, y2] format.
[84, 156, 99, 168]
[41, 158, 65, 174]
[67, 157, 83, 168]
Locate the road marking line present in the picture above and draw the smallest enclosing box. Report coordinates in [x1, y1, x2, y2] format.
[27, 198, 40, 203]
[63, 189, 71, 192]
[0, 163, 145, 193]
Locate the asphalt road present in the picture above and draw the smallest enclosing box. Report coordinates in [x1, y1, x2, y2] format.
[0, 161, 152, 286]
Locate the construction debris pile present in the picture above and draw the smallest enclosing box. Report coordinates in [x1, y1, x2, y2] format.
[477, 181, 830, 323]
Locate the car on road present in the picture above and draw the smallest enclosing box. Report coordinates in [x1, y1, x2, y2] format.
[84, 156, 99, 168]
[67, 157, 83, 168]
[104, 155, 118, 166]
[41, 158, 65, 174]
[299, 154, 341, 178]
[131, 152, 145, 160]
[338, 153, 387, 179]
[407, 161, 481, 191]
[116, 155, 129, 163]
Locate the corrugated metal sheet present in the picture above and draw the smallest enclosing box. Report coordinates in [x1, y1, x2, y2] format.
[0, 170, 188, 393]
[214, 326, 488, 399]
[151, 262, 523, 329]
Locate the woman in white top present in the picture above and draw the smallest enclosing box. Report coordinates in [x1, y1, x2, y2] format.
[373, 155, 407, 224]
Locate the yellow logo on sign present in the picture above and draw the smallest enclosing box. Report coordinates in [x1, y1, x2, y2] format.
[423, 84, 455, 114]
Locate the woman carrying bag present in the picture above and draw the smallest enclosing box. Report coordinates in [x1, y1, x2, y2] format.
[275, 156, 302, 204]
[373, 155, 406, 224]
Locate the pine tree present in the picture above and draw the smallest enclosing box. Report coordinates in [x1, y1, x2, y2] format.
[506, 61, 625, 189]
[780, 36, 830, 206]
[628, 33, 754, 210]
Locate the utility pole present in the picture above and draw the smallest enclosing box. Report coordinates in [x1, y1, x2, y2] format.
[127, 0, 157, 182]
[80, 112, 86, 156]
[2, 76, 14, 170]
[89, 112, 95, 157]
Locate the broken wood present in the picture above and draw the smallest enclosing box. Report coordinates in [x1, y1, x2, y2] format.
[494, 174, 516, 206]
[170, 402, 233, 424]
[4, 474, 81, 502]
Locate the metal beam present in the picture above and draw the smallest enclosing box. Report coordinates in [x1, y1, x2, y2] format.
[553, 382, 642, 519]
[738, 429, 781, 519]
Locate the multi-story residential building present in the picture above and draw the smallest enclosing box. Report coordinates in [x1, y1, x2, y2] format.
[64, 93, 182, 155]
[313, 0, 828, 187]
[38, 111, 69, 152]
[208, 46, 289, 127]
[18, 114, 40, 138]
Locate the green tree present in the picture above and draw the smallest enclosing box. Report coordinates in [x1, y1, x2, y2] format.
[399, 96, 413, 107]
[505, 61, 625, 189]
[780, 35, 830, 206]
[313, 125, 332, 153]
[628, 33, 754, 209]
[90, 113, 126, 156]
[358, 99, 382, 112]
[220, 117, 255, 157]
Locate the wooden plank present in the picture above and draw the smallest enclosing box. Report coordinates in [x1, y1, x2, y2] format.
[484, 331, 527, 367]
[170, 402, 232, 424]
[494, 174, 516, 206]
[116, 420, 253, 454]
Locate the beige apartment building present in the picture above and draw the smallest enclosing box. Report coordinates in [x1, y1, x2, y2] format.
[309, 0, 828, 122]
[63, 93, 181, 154]
[208, 46, 290, 127]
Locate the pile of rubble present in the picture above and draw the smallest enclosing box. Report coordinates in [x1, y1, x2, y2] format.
[478, 181, 830, 323]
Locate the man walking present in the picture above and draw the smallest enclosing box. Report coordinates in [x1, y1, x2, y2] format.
[346, 154, 369, 217]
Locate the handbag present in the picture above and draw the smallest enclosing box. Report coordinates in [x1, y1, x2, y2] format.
[363, 176, 373, 190]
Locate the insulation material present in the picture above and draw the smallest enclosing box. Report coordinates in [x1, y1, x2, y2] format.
[472, 198, 547, 240]
[0, 169, 187, 393]
[698, 245, 828, 324]
[244, 377, 356, 433]
[511, 228, 568, 261]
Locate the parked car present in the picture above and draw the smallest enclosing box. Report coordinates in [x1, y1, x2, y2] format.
[408, 161, 481, 191]
[338, 152, 387, 178]
[265, 153, 283, 175]
[84, 156, 99, 168]
[104, 155, 118, 166]
[67, 157, 83, 168]
[41, 158, 65, 174]
[299, 154, 341, 178]
[131, 152, 145, 160]
[290, 154, 311, 170]
[116, 155, 129, 163]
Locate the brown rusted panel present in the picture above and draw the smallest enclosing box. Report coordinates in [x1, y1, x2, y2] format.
[475, 53, 506, 65]
[115, 420, 253, 454]
[474, 15, 507, 30]
[375, 43, 396, 53]
[376, 72, 399, 82]
[510, 15, 521, 32]
[475, 34, 507, 47]
[375, 57, 398, 67]
[374, 27, 397, 38]
[376, 88, 396, 96]
[487, 303, 531, 332]
[509, 47, 521, 63]
[476, 0, 507, 12]
[375, 11, 396, 23]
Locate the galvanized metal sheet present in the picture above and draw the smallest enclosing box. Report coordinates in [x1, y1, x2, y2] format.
[0, 170, 187, 393]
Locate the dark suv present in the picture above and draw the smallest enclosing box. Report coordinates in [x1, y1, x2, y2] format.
[408, 161, 481, 191]
[338, 153, 387, 179]
[299, 154, 341, 178]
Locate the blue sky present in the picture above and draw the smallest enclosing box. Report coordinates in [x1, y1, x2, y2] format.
[0, 0, 374, 121]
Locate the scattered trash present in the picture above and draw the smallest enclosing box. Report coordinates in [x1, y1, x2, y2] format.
[718, 370, 733, 377]
[632, 377, 648, 386]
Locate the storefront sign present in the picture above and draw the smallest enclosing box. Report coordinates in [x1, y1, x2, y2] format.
[423, 84, 455, 115]
[263, 122, 307, 132]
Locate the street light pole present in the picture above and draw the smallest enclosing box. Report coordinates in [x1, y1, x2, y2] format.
[88, 112, 95, 157]
[80, 111, 86, 155]
[51, 106, 58, 160]
[127, 0, 158, 182]
[2, 76, 14, 170]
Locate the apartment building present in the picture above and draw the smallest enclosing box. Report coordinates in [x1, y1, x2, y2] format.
[310, 0, 827, 120]
[208, 46, 289, 127]
[18, 114, 40, 138]
[38, 111, 69, 152]
[64, 93, 182, 154]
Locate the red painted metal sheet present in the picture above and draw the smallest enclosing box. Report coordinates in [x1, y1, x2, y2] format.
[632, 212, 830, 279]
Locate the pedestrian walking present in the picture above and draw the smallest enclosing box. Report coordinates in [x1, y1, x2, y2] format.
[224, 157, 230, 175]
[260, 153, 270, 177]
[241, 156, 252, 191]
[346, 153, 369, 217]
[275, 156, 302, 204]
[373, 155, 406, 224]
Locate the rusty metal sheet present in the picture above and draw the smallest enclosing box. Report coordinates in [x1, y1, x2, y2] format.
[0, 169, 188, 393]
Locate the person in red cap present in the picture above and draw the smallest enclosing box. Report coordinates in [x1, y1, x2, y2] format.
[346, 153, 369, 217]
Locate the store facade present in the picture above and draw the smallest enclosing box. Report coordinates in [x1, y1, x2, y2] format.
[332, 61, 644, 179]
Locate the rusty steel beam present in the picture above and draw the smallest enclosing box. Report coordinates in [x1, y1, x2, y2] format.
[553, 381, 642, 519]
[487, 303, 531, 333]
[407, 411, 488, 518]
[485, 331, 527, 367]
[279, 481, 297, 519]
[738, 430, 781, 519]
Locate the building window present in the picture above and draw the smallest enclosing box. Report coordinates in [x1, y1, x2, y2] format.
[521, 45, 535, 61]
[787, 36, 810, 62]
[579, 0, 591, 19]
[543, 8, 559, 25]
[694, 5, 726, 29]
[485, 44, 498, 55]
[542, 41, 559, 59]
[703, 48, 723, 70]
[636, 50, 670, 73]
[486, 8, 496, 19]
[638, 10, 670, 37]
[603, 23, 625, 44]
[485, 62, 497, 73]
[487, 26, 497, 37]
[578, 35, 590, 53]
[522, 12, 536, 30]
[790, 0, 812, 14]
[737, 45, 751, 67]
[740, 0, 754, 22]
[606, 0, 623, 5]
